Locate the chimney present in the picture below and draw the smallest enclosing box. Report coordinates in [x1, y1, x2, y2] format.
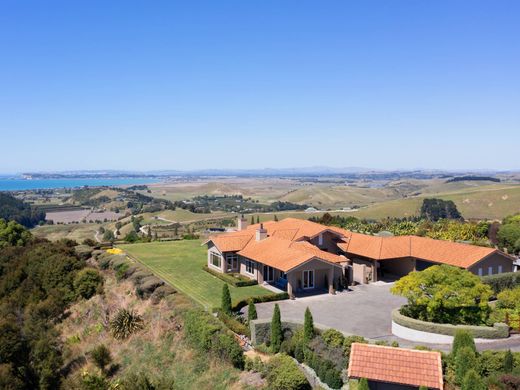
[256, 223, 267, 241]
[237, 214, 248, 231]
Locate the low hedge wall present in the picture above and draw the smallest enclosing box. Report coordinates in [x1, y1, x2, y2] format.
[233, 292, 290, 312]
[203, 265, 258, 287]
[250, 318, 329, 345]
[392, 309, 509, 339]
[216, 310, 251, 337]
[482, 272, 520, 295]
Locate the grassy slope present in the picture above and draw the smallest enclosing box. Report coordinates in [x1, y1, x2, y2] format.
[120, 240, 271, 309]
[59, 274, 242, 389]
[32, 223, 100, 241]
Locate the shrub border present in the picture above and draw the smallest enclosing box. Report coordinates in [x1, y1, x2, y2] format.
[233, 292, 289, 312]
[392, 308, 509, 339]
[203, 265, 258, 287]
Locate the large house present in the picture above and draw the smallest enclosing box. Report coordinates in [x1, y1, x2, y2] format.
[205, 216, 514, 298]
[348, 343, 444, 389]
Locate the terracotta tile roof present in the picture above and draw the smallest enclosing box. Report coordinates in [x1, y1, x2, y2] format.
[207, 231, 254, 252]
[247, 218, 347, 241]
[338, 231, 507, 269]
[348, 343, 443, 389]
[237, 237, 345, 272]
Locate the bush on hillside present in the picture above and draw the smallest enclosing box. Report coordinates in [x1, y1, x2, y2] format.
[482, 272, 520, 295]
[322, 328, 345, 348]
[74, 268, 104, 299]
[150, 285, 176, 304]
[90, 344, 112, 373]
[135, 276, 164, 299]
[266, 354, 311, 390]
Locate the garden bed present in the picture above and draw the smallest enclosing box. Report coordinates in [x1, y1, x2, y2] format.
[392, 308, 509, 342]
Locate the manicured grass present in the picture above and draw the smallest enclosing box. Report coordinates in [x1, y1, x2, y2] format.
[119, 240, 271, 309]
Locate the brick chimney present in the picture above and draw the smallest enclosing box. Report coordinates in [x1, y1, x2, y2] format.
[256, 223, 267, 241]
[237, 214, 248, 231]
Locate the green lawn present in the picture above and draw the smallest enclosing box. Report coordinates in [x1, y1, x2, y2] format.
[119, 240, 271, 309]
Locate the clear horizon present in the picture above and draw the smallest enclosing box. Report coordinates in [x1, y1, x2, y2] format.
[1, 1, 519, 172]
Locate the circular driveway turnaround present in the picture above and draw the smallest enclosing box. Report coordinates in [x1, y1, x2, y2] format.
[255, 282, 407, 339]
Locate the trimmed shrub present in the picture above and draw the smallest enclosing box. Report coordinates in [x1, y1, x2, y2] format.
[135, 276, 164, 299]
[74, 268, 104, 299]
[233, 292, 289, 311]
[266, 354, 310, 390]
[129, 270, 154, 284]
[497, 287, 520, 309]
[221, 284, 232, 314]
[203, 265, 258, 287]
[214, 332, 245, 369]
[150, 285, 176, 304]
[505, 349, 514, 373]
[483, 272, 520, 295]
[392, 308, 509, 339]
[271, 304, 283, 353]
[110, 309, 144, 340]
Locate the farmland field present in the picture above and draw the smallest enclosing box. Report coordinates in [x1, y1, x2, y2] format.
[119, 240, 271, 309]
[32, 223, 101, 242]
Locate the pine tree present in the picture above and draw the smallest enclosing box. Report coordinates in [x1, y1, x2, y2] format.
[270, 304, 282, 353]
[455, 346, 477, 385]
[147, 226, 152, 239]
[274, 214, 278, 222]
[358, 378, 369, 390]
[452, 330, 476, 357]
[505, 349, 514, 373]
[221, 284, 232, 314]
[248, 300, 257, 324]
[251, 216, 255, 225]
[256, 216, 260, 224]
[303, 307, 314, 343]
[461, 369, 486, 390]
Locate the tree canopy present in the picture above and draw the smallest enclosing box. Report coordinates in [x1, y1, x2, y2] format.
[392, 265, 492, 324]
[0, 193, 46, 228]
[420, 198, 462, 221]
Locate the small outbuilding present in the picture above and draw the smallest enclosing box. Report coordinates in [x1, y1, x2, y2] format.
[348, 343, 443, 389]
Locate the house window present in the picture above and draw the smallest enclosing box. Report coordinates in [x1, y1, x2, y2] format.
[478, 268, 483, 277]
[226, 253, 239, 272]
[302, 270, 315, 289]
[488, 266, 493, 275]
[210, 252, 222, 269]
[245, 260, 255, 275]
[499, 265, 503, 274]
[264, 265, 275, 282]
[318, 233, 323, 246]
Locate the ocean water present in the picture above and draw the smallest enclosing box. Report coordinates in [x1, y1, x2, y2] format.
[0, 178, 160, 191]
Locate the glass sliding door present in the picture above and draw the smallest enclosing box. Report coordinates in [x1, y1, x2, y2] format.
[264, 265, 274, 282]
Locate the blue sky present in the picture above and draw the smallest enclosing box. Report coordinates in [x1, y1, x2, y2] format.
[0, 1, 519, 173]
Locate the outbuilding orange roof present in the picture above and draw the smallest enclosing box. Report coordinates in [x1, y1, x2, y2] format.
[348, 343, 443, 389]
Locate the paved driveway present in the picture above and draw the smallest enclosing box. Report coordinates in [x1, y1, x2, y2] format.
[254, 282, 407, 339]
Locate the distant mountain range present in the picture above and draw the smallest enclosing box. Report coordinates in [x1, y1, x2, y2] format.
[14, 167, 519, 179]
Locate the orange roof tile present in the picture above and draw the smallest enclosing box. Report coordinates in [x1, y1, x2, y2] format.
[207, 231, 254, 252]
[348, 343, 443, 389]
[247, 218, 347, 241]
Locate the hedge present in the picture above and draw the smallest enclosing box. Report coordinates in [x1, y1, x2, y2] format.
[250, 318, 330, 346]
[233, 292, 289, 312]
[216, 310, 251, 337]
[392, 309, 509, 339]
[203, 265, 258, 287]
[482, 272, 520, 295]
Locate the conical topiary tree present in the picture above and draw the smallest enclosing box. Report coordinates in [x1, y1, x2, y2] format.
[303, 307, 314, 343]
[455, 346, 477, 385]
[221, 284, 232, 314]
[505, 349, 514, 373]
[270, 304, 282, 353]
[248, 300, 257, 324]
[461, 369, 486, 390]
[251, 216, 255, 225]
[452, 329, 476, 357]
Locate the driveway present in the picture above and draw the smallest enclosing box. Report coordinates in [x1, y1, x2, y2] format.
[254, 282, 406, 339]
